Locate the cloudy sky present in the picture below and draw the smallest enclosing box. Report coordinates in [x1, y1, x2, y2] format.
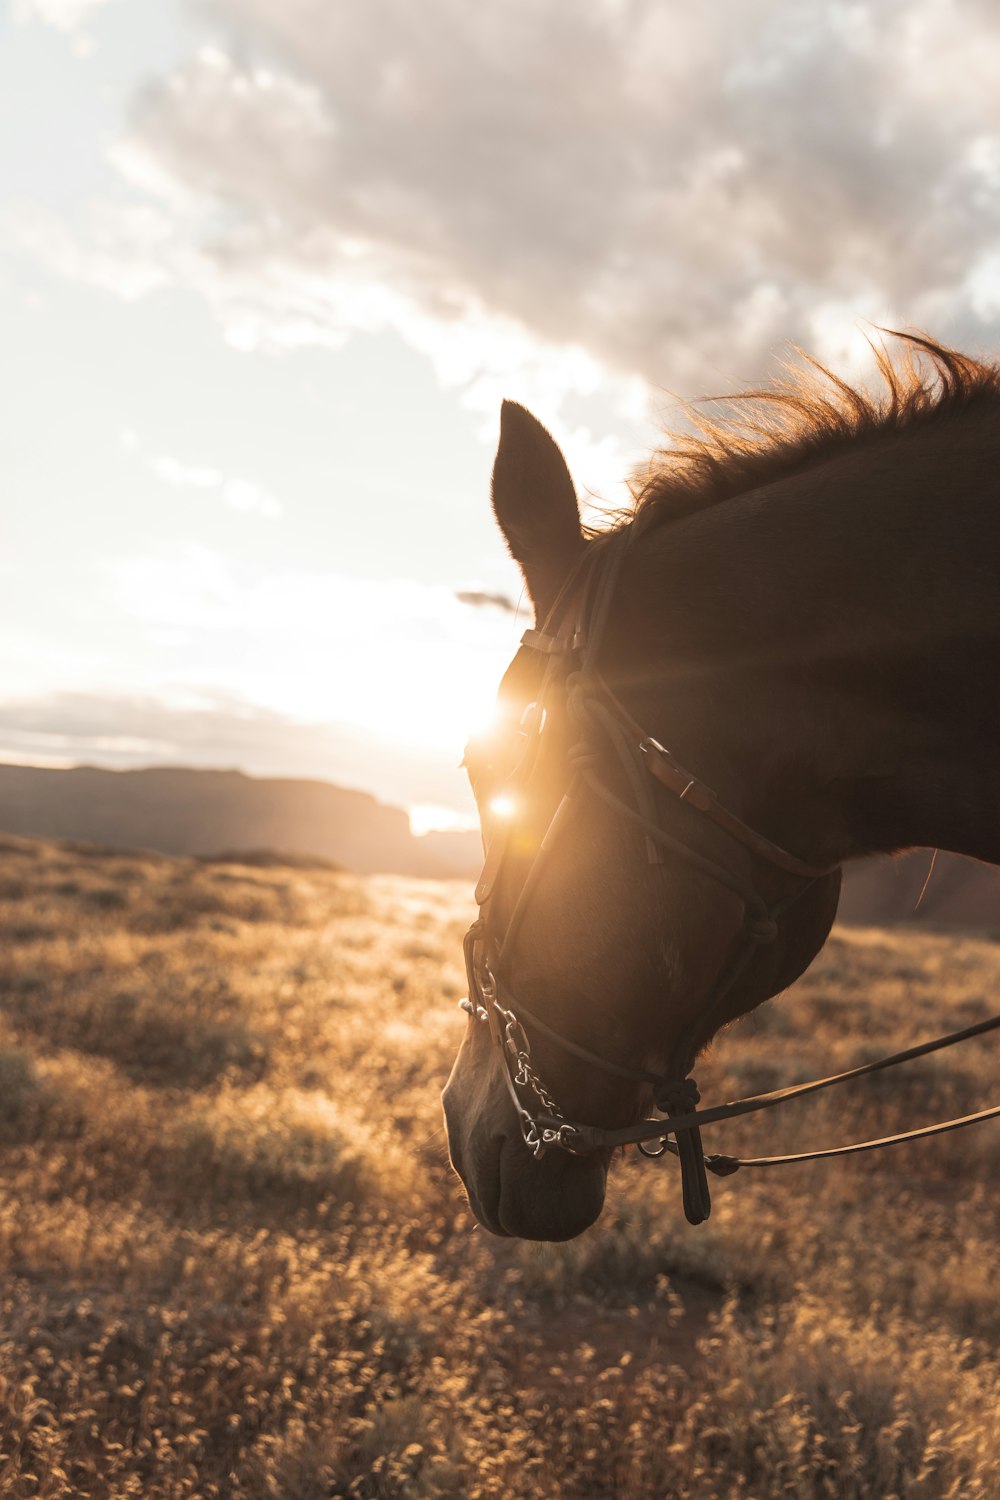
[4, 0, 1000, 831]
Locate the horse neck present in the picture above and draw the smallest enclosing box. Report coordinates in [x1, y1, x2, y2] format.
[621, 410, 1000, 868]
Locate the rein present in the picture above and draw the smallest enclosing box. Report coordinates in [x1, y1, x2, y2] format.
[462, 531, 1000, 1225]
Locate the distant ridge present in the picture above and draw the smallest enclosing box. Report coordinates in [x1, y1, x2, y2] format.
[0, 762, 480, 879]
[1, 762, 998, 928]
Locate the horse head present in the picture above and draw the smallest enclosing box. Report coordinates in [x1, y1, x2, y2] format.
[442, 401, 841, 1240]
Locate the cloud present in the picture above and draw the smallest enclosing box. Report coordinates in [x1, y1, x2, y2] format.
[120, 428, 283, 518]
[150, 454, 283, 519]
[95, 545, 519, 759]
[12, 0, 112, 32]
[0, 688, 477, 817]
[454, 589, 517, 614]
[3, 534, 521, 805]
[85, 0, 1000, 411]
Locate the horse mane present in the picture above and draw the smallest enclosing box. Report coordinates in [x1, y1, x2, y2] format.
[621, 331, 1000, 533]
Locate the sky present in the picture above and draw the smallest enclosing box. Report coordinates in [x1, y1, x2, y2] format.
[3, 0, 1000, 833]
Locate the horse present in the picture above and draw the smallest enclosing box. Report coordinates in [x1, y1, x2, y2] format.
[442, 334, 1000, 1242]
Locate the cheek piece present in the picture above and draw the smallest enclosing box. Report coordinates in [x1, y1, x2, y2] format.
[461, 531, 1000, 1226]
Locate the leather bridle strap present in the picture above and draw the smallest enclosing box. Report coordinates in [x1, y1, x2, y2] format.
[640, 738, 836, 882]
[573, 672, 838, 884]
[550, 1009, 1000, 1153]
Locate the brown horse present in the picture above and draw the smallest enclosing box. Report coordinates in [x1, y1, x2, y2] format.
[442, 335, 1000, 1241]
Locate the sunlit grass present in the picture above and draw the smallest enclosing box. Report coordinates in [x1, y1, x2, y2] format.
[0, 834, 998, 1496]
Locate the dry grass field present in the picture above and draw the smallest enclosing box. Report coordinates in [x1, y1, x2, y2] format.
[1, 834, 998, 1498]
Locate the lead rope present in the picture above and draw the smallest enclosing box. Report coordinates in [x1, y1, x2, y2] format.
[551, 1006, 1000, 1166]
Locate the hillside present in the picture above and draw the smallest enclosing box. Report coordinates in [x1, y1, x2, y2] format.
[0, 762, 480, 879]
[0, 834, 998, 1497]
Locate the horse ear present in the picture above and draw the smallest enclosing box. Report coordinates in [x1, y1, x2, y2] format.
[491, 400, 583, 618]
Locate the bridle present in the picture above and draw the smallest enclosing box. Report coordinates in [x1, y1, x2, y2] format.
[461, 528, 1000, 1226]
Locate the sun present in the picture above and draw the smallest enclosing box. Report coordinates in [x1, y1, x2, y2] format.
[257, 630, 512, 758]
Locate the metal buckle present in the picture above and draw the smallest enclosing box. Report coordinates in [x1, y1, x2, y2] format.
[521, 1116, 579, 1159]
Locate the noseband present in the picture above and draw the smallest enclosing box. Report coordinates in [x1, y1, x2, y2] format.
[462, 531, 1000, 1225]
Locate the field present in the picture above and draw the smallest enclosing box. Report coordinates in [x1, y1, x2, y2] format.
[0, 835, 998, 1499]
